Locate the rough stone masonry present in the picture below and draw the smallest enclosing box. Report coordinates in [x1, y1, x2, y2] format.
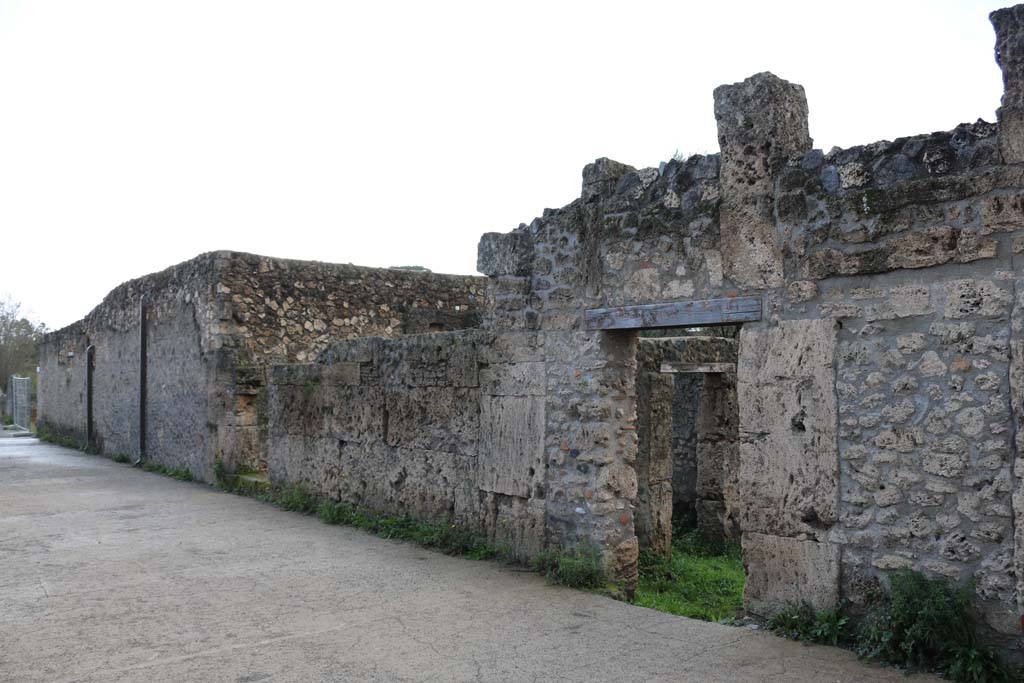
[37, 3, 1024, 658]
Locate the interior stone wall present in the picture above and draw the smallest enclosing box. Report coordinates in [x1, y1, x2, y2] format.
[696, 370, 740, 541]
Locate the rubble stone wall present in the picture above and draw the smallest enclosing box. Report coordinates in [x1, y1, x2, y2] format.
[476, 5, 1024, 650]
[35, 2, 1024, 657]
[207, 253, 487, 474]
[38, 252, 488, 480]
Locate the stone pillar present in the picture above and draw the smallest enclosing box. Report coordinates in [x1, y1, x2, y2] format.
[695, 372, 740, 540]
[992, 5, 1024, 163]
[738, 318, 840, 615]
[1012, 273, 1024, 625]
[635, 363, 674, 555]
[713, 72, 812, 290]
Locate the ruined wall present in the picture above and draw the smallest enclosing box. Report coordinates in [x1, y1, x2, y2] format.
[266, 330, 546, 558]
[38, 321, 90, 443]
[38, 252, 222, 471]
[38, 254, 222, 472]
[39, 251, 488, 480]
[210, 253, 487, 473]
[475, 4, 1024, 649]
[216, 253, 487, 366]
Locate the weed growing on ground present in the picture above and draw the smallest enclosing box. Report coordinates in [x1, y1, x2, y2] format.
[633, 528, 744, 622]
[315, 500, 497, 559]
[36, 427, 80, 449]
[276, 482, 317, 513]
[213, 459, 229, 487]
[38, 427, 138, 466]
[768, 570, 1022, 683]
[140, 461, 194, 481]
[532, 542, 607, 590]
[855, 570, 1021, 683]
[768, 603, 848, 646]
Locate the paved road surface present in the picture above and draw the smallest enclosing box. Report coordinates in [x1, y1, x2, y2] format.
[0, 438, 939, 683]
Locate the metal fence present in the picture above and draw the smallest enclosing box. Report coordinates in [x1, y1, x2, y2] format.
[7, 376, 30, 430]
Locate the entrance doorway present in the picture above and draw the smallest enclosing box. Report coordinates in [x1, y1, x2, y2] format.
[634, 334, 740, 554]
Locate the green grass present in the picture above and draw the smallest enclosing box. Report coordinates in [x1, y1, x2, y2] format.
[140, 460, 194, 481]
[532, 542, 608, 589]
[633, 529, 745, 622]
[316, 500, 497, 559]
[36, 427, 81, 449]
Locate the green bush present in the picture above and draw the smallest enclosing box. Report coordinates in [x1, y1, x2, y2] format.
[769, 603, 848, 646]
[213, 459, 228, 487]
[275, 482, 317, 513]
[767, 571, 1022, 683]
[856, 570, 1020, 682]
[533, 542, 607, 590]
[317, 500, 355, 526]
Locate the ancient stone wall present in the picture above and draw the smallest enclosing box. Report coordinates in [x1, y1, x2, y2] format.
[38, 321, 90, 444]
[209, 253, 486, 474]
[38, 251, 487, 480]
[266, 330, 546, 558]
[476, 5, 1024, 649]
[38, 253, 221, 470]
[33, 3, 1024, 655]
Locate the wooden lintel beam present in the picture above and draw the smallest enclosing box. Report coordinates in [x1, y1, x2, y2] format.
[583, 296, 761, 331]
[659, 362, 737, 374]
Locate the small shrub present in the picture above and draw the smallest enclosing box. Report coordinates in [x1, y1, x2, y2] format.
[811, 607, 849, 647]
[855, 570, 1021, 682]
[769, 603, 818, 641]
[213, 459, 228, 487]
[769, 603, 848, 646]
[948, 646, 1024, 683]
[857, 570, 974, 667]
[533, 542, 607, 590]
[317, 500, 355, 525]
[276, 482, 316, 513]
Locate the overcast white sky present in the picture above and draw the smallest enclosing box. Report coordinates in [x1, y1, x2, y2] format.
[0, 0, 1011, 329]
